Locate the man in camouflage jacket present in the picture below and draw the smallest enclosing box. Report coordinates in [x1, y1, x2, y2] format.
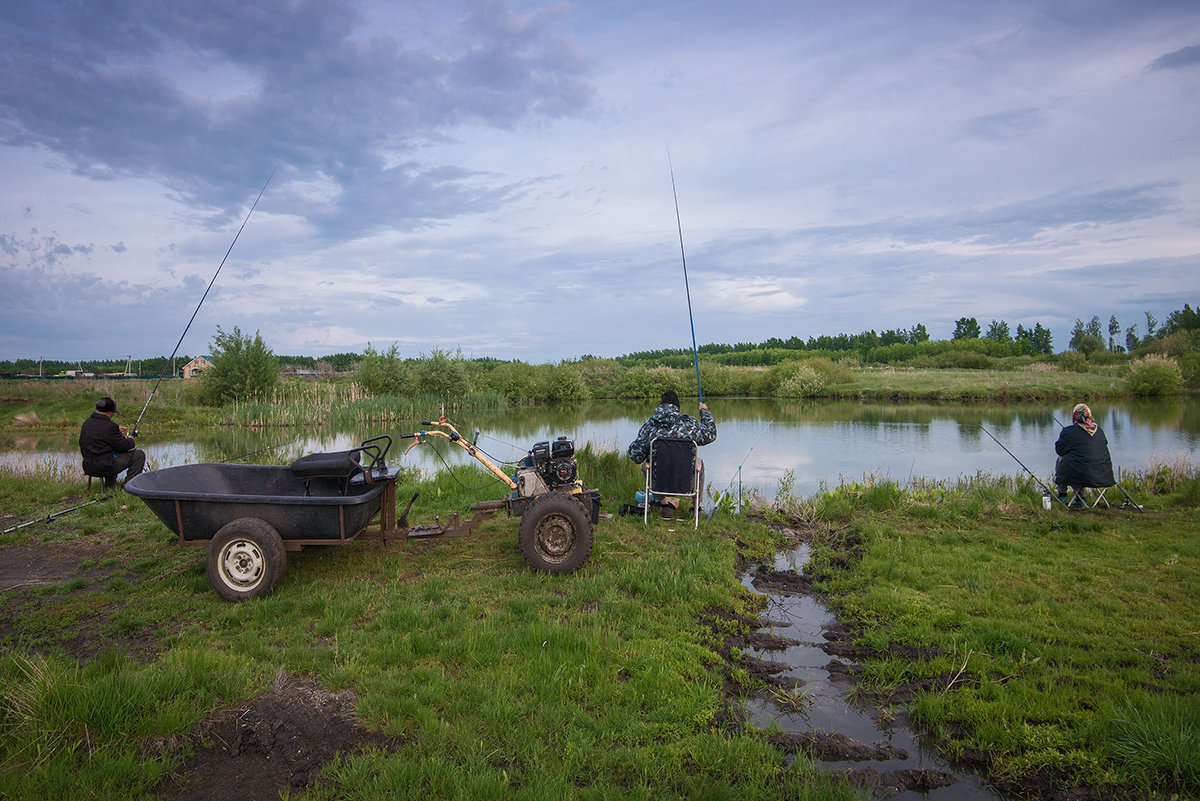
[627, 390, 717, 512]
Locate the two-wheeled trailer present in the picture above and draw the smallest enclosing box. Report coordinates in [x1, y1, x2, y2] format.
[126, 426, 604, 602]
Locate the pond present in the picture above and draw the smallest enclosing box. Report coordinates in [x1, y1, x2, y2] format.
[3, 397, 1197, 500]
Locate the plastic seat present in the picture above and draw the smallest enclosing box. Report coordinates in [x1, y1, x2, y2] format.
[644, 437, 700, 529]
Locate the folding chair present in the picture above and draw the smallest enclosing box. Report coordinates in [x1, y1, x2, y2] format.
[1068, 485, 1111, 509]
[644, 437, 701, 529]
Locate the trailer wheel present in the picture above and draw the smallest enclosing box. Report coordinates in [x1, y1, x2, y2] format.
[206, 518, 287, 601]
[518, 493, 594, 574]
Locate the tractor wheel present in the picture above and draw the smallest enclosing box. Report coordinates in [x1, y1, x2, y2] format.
[206, 518, 287, 602]
[518, 493, 594, 574]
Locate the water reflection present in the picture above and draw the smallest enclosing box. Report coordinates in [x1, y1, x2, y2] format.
[2, 398, 1196, 496]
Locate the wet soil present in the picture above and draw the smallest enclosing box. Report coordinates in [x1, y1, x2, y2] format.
[153, 673, 403, 801]
[705, 515, 1127, 801]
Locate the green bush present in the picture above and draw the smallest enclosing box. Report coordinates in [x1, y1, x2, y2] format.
[544, 364, 590, 402]
[199, 326, 279, 405]
[1057, 351, 1089, 373]
[415, 348, 470, 399]
[773, 362, 826, 398]
[934, 351, 995, 370]
[1126, 355, 1184, 396]
[354, 342, 412, 396]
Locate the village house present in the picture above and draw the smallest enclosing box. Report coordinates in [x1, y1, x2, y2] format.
[181, 355, 213, 379]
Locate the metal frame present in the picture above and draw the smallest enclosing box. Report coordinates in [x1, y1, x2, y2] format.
[644, 437, 701, 529]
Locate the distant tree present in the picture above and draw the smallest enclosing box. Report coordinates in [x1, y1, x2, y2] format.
[909, 323, 930, 343]
[1108, 315, 1121, 351]
[1145, 311, 1158, 341]
[1126, 325, 1139, 354]
[200, 326, 279, 405]
[985, 319, 1010, 342]
[1162, 303, 1200, 334]
[1031, 323, 1053, 355]
[1085, 315, 1103, 340]
[1069, 318, 1104, 355]
[952, 317, 981, 340]
[354, 342, 411, 395]
[415, 347, 470, 398]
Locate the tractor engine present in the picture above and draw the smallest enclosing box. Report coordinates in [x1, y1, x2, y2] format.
[514, 436, 578, 497]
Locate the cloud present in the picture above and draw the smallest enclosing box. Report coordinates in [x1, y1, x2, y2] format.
[0, 0, 594, 235]
[1148, 43, 1200, 70]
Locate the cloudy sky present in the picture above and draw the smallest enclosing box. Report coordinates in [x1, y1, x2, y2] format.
[2, 0, 1199, 364]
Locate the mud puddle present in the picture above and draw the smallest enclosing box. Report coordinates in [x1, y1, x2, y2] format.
[741, 543, 1009, 800]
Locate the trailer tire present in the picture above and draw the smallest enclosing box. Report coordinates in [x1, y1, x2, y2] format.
[518, 493, 594, 574]
[206, 518, 287, 601]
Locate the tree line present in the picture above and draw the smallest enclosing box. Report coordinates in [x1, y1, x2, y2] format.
[4, 304, 1197, 381]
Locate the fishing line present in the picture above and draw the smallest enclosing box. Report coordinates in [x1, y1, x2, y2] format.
[1024, 391, 1144, 512]
[132, 167, 277, 436]
[1025, 390, 1066, 427]
[962, 410, 1069, 508]
[667, 147, 703, 404]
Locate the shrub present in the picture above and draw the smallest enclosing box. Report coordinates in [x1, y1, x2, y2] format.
[775, 363, 826, 398]
[1057, 351, 1089, 373]
[200, 326, 279, 405]
[545, 364, 590, 402]
[1126, 355, 1184, 396]
[934, 351, 995, 370]
[415, 348, 470, 399]
[354, 342, 412, 396]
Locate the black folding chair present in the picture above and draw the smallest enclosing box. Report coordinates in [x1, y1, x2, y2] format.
[644, 437, 700, 529]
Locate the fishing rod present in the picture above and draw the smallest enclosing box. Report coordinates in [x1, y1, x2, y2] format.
[667, 148, 703, 404]
[962, 410, 1071, 509]
[1025, 389, 1066, 427]
[1024, 391, 1144, 512]
[132, 168, 277, 437]
[722, 418, 774, 508]
[3, 497, 109, 536]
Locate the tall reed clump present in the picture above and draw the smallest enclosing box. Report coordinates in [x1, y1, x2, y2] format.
[223, 382, 506, 427]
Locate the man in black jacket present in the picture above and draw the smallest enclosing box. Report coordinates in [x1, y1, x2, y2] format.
[1054, 403, 1114, 505]
[79, 397, 146, 488]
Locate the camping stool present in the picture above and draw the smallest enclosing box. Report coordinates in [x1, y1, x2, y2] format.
[1071, 486, 1111, 509]
[644, 437, 701, 529]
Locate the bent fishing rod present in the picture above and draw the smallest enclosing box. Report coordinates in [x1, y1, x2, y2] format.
[132, 167, 277, 437]
[667, 148, 703, 404]
[962, 410, 1071, 508]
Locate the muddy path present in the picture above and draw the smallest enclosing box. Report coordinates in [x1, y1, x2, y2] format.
[707, 516, 1119, 801]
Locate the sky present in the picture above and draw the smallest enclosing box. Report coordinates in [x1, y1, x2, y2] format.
[2, 0, 1199, 365]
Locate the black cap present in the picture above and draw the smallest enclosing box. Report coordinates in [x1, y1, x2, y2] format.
[96, 397, 118, 413]
[661, 390, 680, 408]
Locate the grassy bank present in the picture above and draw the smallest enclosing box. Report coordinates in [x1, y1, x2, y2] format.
[777, 463, 1200, 798]
[0, 364, 1156, 433]
[0, 451, 858, 801]
[1, 450, 1198, 799]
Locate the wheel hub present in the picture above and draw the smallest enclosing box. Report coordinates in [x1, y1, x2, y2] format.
[536, 514, 575, 558]
[221, 539, 265, 587]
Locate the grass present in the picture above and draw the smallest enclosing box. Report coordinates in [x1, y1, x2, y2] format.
[784, 465, 1200, 797]
[1, 447, 1198, 798]
[1, 454, 862, 801]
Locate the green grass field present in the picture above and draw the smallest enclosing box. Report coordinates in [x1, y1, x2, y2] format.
[1, 447, 1198, 799]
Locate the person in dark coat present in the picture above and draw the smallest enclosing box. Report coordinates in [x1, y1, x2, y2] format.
[628, 390, 717, 514]
[79, 397, 146, 488]
[1054, 403, 1114, 503]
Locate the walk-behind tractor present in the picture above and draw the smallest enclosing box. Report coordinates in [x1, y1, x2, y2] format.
[400, 418, 603, 574]
[126, 423, 604, 602]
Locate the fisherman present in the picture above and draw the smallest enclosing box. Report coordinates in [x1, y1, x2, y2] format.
[627, 390, 717, 515]
[79, 397, 146, 488]
[1054, 402, 1114, 507]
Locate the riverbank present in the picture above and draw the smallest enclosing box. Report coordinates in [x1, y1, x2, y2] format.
[1, 458, 1196, 799]
[0, 364, 1167, 433]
